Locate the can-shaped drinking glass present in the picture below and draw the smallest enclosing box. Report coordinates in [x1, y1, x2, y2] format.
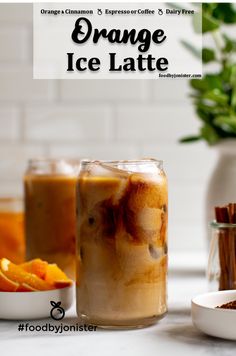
[76, 158, 168, 328]
[24, 158, 79, 278]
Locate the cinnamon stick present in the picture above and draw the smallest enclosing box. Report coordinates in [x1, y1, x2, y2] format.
[228, 204, 236, 289]
[214, 203, 236, 290]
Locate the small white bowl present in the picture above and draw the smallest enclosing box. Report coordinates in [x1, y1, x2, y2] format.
[0, 284, 74, 320]
[192, 290, 236, 340]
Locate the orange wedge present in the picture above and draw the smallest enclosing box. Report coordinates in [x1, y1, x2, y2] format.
[17, 283, 39, 292]
[20, 259, 48, 279]
[45, 264, 72, 287]
[0, 258, 52, 291]
[0, 270, 19, 292]
[54, 280, 72, 289]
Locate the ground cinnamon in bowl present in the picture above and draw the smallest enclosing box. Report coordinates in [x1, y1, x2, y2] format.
[216, 300, 236, 309]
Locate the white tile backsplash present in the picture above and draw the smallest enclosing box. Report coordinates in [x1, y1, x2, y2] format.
[0, 180, 24, 198]
[140, 142, 217, 184]
[0, 67, 56, 102]
[49, 142, 139, 160]
[24, 105, 113, 141]
[116, 105, 200, 143]
[0, 4, 32, 23]
[0, 143, 46, 181]
[60, 80, 149, 102]
[0, 107, 20, 140]
[0, 26, 30, 63]
[153, 79, 190, 103]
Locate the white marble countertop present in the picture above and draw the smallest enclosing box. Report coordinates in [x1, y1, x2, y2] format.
[1, 252, 236, 355]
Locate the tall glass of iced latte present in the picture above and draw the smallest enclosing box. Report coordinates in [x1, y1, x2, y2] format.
[76, 159, 168, 328]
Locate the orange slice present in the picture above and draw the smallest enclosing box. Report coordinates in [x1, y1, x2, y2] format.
[17, 283, 39, 292]
[20, 259, 48, 279]
[0, 258, 52, 291]
[45, 264, 72, 287]
[54, 280, 72, 289]
[0, 269, 19, 292]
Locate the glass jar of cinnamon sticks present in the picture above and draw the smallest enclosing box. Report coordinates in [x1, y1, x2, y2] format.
[208, 203, 236, 291]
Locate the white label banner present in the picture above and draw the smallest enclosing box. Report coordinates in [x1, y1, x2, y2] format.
[33, 2, 202, 79]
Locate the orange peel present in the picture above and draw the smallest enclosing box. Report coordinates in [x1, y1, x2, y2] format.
[17, 283, 39, 292]
[0, 269, 19, 292]
[54, 280, 72, 289]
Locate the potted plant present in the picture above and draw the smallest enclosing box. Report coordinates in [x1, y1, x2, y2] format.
[180, 3, 236, 240]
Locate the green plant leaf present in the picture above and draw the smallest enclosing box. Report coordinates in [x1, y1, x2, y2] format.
[196, 102, 215, 114]
[214, 115, 236, 133]
[196, 107, 212, 123]
[202, 13, 220, 33]
[205, 75, 223, 91]
[221, 65, 233, 82]
[230, 65, 236, 86]
[223, 35, 236, 53]
[203, 89, 229, 105]
[212, 4, 236, 24]
[196, 101, 230, 117]
[179, 136, 201, 143]
[195, 74, 223, 91]
[202, 3, 218, 14]
[201, 124, 219, 144]
[181, 40, 201, 59]
[231, 86, 236, 109]
[202, 48, 216, 63]
[191, 75, 223, 93]
[190, 79, 208, 92]
[180, 2, 236, 146]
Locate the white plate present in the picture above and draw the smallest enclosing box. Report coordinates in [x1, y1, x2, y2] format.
[192, 290, 236, 340]
[0, 284, 74, 320]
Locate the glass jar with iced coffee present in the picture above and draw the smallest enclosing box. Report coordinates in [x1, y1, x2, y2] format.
[76, 159, 168, 328]
[24, 159, 79, 278]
